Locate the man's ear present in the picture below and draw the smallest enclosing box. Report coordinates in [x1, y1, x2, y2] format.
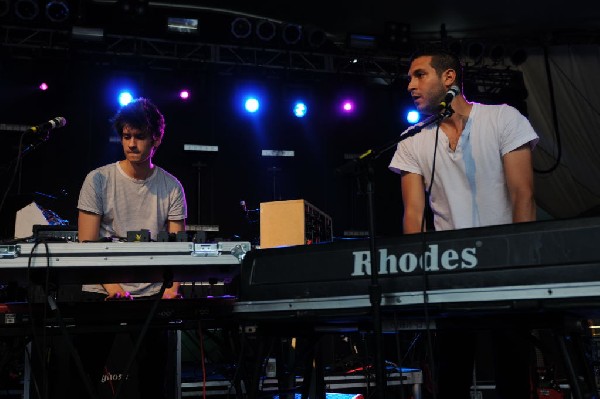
[444, 69, 456, 86]
[152, 137, 162, 148]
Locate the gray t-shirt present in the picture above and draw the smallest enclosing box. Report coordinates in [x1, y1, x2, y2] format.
[389, 103, 538, 231]
[78, 161, 187, 296]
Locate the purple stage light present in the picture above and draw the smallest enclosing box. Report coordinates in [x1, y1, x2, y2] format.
[342, 100, 354, 113]
[179, 90, 190, 100]
[39, 82, 48, 91]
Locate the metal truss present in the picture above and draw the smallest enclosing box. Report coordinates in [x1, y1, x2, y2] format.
[1, 24, 407, 83]
[1, 24, 525, 94]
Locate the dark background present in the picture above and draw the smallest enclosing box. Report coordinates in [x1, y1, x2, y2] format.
[0, 55, 413, 241]
[0, 0, 555, 242]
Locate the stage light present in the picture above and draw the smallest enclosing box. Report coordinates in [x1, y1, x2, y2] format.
[119, 0, 147, 16]
[167, 17, 198, 34]
[282, 23, 302, 45]
[306, 26, 326, 48]
[45, 0, 69, 23]
[39, 82, 49, 91]
[448, 39, 463, 57]
[467, 41, 485, 60]
[256, 19, 276, 42]
[118, 91, 133, 106]
[244, 97, 260, 113]
[15, 0, 40, 21]
[347, 33, 377, 50]
[133, 0, 147, 16]
[231, 17, 252, 39]
[119, 0, 130, 13]
[489, 44, 505, 61]
[383, 21, 411, 50]
[510, 48, 528, 66]
[341, 100, 354, 113]
[406, 110, 420, 124]
[293, 102, 307, 118]
[179, 90, 190, 100]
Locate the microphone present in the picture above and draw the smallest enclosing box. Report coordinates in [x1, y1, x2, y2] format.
[439, 85, 460, 109]
[28, 117, 67, 134]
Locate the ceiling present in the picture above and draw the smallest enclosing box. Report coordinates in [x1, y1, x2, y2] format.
[3, 0, 599, 70]
[142, 0, 600, 43]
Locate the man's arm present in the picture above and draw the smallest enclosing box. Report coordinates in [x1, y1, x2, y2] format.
[401, 171, 427, 234]
[167, 219, 186, 234]
[503, 143, 536, 223]
[163, 219, 186, 299]
[78, 210, 101, 242]
[78, 210, 130, 299]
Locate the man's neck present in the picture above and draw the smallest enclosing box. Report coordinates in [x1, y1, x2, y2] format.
[120, 159, 154, 180]
[441, 98, 472, 133]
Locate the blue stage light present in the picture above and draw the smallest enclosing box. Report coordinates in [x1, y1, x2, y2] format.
[118, 91, 133, 106]
[293, 102, 307, 118]
[245, 97, 260, 113]
[406, 110, 420, 124]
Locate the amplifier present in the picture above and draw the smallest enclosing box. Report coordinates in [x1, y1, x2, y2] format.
[259, 199, 332, 248]
[32, 224, 78, 242]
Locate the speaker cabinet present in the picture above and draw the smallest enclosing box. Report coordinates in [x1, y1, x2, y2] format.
[260, 199, 332, 248]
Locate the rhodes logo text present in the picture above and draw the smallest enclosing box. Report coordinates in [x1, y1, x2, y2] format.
[351, 244, 478, 276]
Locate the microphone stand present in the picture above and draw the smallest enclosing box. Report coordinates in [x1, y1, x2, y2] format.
[336, 106, 453, 399]
[0, 128, 51, 219]
[21, 130, 51, 158]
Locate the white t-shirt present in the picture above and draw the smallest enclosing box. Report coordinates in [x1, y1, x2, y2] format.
[389, 103, 538, 231]
[77, 161, 187, 296]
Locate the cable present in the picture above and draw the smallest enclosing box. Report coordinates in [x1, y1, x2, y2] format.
[25, 239, 98, 399]
[228, 325, 247, 399]
[198, 324, 207, 399]
[534, 47, 600, 176]
[25, 240, 49, 399]
[390, 312, 406, 399]
[534, 45, 562, 174]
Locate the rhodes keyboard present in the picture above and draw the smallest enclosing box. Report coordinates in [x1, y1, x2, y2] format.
[235, 216, 600, 318]
[0, 241, 250, 285]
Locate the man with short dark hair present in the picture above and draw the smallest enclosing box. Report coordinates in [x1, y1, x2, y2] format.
[389, 47, 538, 398]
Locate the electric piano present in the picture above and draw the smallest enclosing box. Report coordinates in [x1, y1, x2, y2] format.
[234, 218, 600, 399]
[235, 216, 600, 320]
[0, 241, 250, 285]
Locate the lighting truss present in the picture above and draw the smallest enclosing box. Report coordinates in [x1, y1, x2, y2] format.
[0, 24, 525, 90]
[1, 24, 406, 81]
